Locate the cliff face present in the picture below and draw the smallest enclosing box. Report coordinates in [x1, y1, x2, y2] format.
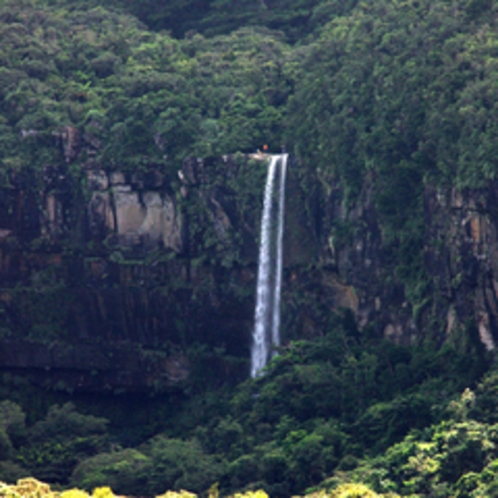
[1, 134, 497, 392]
[0, 133, 318, 392]
[316, 174, 498, 351]
[423, 185, 498, 350]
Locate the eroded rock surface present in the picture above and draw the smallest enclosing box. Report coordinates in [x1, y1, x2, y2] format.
[0, 154, 315, 391]
[316, 174, 498, 349]
[1, 151, 498, 392]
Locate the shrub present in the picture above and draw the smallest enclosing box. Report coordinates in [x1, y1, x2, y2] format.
[29, 403, 108, 443]
[71, 449, 149, 496]
[141, 436, 224, 496]
[0, 401, 26, 447]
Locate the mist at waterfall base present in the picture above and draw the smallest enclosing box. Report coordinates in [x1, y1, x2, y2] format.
[251, 154, 288, 378]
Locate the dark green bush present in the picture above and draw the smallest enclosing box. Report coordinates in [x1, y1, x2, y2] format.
[71, 448, 149, 495]
[28, 403, 108, 443]
[140, 436, 224, 495]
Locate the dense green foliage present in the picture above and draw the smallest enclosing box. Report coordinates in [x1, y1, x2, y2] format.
[38, 0, 356, 40]
[291, 0, 498, 188]
[2, 0, 498, 496]
[318, 374, 498, 497]
[287, 0, 498, 307]
[0, 0, 296, 180]
[0, 321, 490, 496]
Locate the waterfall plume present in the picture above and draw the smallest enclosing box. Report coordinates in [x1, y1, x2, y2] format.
[251, 154, 288, 378]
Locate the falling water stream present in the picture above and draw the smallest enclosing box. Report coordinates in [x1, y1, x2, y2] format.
[251, 154, 288, 378]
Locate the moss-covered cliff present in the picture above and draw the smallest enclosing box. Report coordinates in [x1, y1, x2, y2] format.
[0, 147, 321, 392]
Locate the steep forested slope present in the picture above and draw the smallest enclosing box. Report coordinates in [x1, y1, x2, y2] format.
[1, 0, 498, 497]
[288, 0, 498, 313]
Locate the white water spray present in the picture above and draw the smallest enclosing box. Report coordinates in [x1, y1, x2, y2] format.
[272, 156, 287, 352]
[251, 154, 288, 377]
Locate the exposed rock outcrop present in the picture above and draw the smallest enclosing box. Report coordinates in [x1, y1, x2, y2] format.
[423, 184, 498, 349]
[0, 154, 315, 392]
[316, 174, 498, 349]
[1, 150, 498, 392]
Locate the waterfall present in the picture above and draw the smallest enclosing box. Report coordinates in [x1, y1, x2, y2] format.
[251, 154, 288, 378]
[272, 155, 287, 352]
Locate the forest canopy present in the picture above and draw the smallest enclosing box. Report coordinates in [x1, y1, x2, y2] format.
[0, 0, 297, 178]
[2, 0, 498, 192]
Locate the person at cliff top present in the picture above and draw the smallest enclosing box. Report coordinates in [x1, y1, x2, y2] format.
[263, 144, 268, 152]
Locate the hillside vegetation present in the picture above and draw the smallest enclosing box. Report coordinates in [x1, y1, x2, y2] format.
[1, 0, 498, 497]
